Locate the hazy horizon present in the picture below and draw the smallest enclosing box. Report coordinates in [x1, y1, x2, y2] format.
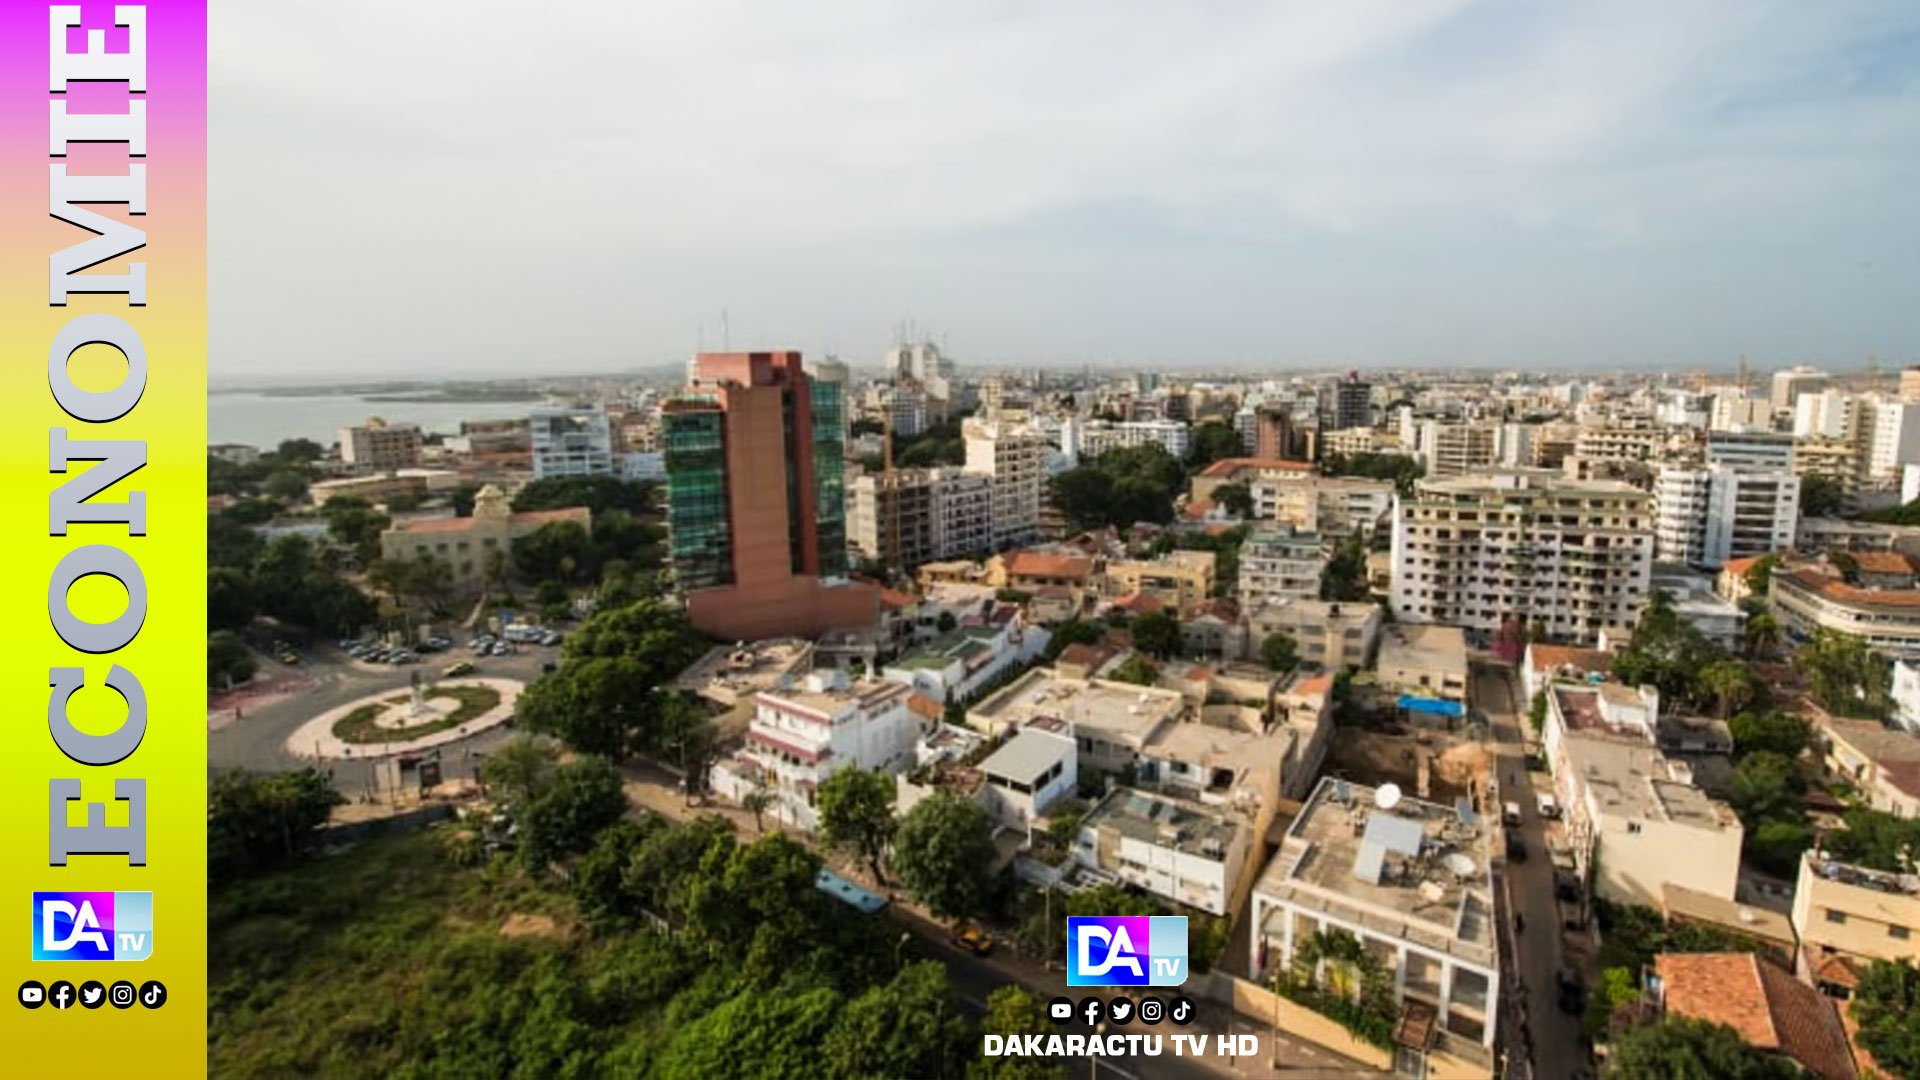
[211, 1, 1919, 378]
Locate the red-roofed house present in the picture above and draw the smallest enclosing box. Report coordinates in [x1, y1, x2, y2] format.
[1853, 550, 1918, 589]
[1655, 953, 1859, 1079]
[1521, 642, 1616, 701]
[379, 484, 591, 585]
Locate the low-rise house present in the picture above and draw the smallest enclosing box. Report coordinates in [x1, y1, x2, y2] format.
[881, 607, 1048, 704]
[675, 638, 816, 709]
[1180, 597, 1242, 658]
[977, 716, 1078, 827]
[1520, 643, 1615, 704]
[1244, 597, 1381, 672]
[1815, 717, 1920, 820]
[1659, 883, 1799, 970]
[967, 668, 1187, 776]
[1106, 550, 1217, 610]
[1853, 550, 1919, 590]
[1792, 849, 1920, 984]
[1375, 623, 1470, 704]
[1653, 952, 1859, 1080]
[1074, 787, 1252, 917]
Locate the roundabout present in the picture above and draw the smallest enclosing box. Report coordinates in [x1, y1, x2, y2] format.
[287, 676, 525, 761]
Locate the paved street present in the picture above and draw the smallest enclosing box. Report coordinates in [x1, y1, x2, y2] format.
[1471, 660, 1590, 1080]
[208, 641, 559, 798]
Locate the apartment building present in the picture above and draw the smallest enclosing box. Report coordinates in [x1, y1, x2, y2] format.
[1653, 464, 1800, 569]
[709, 672, 922, 832]
[964, 418, 1048, 550]
[1419, 421, 1498, 477]
[1251, 777, 1503, 1063]
[1708, 430, 1795, 471]
[967, 668, 1186, 774]
[1237, 525, 1328, 608]
[1319, 426, 1378, 458]
[1711, 393, 1773, 432]
[1816, 717, 1920, 819]
[1106, 550, 1217, 609]
[1332, 374, 1372, 431]
[1865, 398, 1920, 480]
[847, 467, 993, 569]
[1574, 425, 1665, 462]
[1771, 365, 1829, 412]
[1792, 851, 1920, 978]
[1079, 419, 1191, 459]
[1389, 473, 1655, 646]
[1244, 597, 1382, 672]
[1545, 685, 1744, 906]
[529, 403, 616, 479]
[1074, 787, 1252, 917]
[977, 717, 1078, 827]
[338, 418, 423, 471]
[1771, 568, 1920, 658]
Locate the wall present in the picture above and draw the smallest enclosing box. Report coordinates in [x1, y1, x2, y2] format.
[1594, 815, 1741, 907]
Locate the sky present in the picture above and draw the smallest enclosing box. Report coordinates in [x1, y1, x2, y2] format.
[210, 0, 1920, 377]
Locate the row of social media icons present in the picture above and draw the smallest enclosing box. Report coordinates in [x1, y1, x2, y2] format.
[1048, 994, 1195, 1027]
[19, 979, 166, 1010]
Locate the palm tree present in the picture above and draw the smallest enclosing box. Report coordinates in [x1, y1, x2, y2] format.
[743, 782, 775, 833]
[1699, 660, 1756, 719]
[1744, 611, 1780, 661]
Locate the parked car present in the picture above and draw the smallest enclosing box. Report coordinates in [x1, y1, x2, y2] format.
[1502, 801, 1523, 827]
[444, 660, 475, 677]
[1536, 793, 1560, 819]
[949, 922, 993, 956]
[1504, 829, 1527, 862]
[1554, 870, 1581, 903]
[490, 643, 510, 656]
[1556, 970, 1586, 1015]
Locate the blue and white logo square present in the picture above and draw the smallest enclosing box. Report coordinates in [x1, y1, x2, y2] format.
[32, 891, 153, 961]
[1067, 915, 1187, 986]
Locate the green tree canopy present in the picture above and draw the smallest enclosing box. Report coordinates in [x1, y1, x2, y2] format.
[1796, 628, 1893, 718]
[817, 767, 898, 885]
[512, 475, 655, 517]
[1131, 610, 1183, 659]
[1185, 420, 1243, 469]
[968, 986, 1072, 1080]
[1853, 959, 1920, 1079]
[1728, 710, 1811, 762]
[1261, 632, 1299, 672]
[519, 756, 630, 871]
[892, 791, 998, 921]
[822, 960, 970, 1079]
[1603, 1018, 1800, 1079]
[209, 768, 344, 884]
[209, 630, 256, 689]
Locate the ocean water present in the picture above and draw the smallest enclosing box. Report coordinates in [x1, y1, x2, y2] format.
[208, 392, 541, 449]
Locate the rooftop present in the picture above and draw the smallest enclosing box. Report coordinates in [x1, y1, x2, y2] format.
[1082, 787, 1246, 863]
[1257, 776, 1497, 970]
[757, 677, 915, 723]
[1526, 644, 1614, 678]
[1778, 568, 1920, 610]
[675, 639, 815, 705]
[1655, 953, 1859, 1080]
[889, 626, 1003, 672]
[1377, 624, 1469, 676]
[1563, 732, 1738, 831]
[980, 726, 1075, 784]
[1005, 551, 1095, 581]
[1199, 457, 1316, 479]
[970, 668, 1184, 745]
[1660, 883, 1796, 949]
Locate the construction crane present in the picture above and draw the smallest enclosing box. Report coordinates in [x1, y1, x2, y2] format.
[1736, 356, 1753, 395]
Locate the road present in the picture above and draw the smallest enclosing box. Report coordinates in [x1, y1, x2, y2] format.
[1470, 660, 1589, 1080]
[208, 640, 560, 797]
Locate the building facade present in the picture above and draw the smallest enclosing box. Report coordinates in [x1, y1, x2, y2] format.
[964, 418, 1048, 550]
[529, 403, 615, 479]
[379, 484, 590, 584]
[339, 418, 423, 471]
[1654, 465, 1799, 569]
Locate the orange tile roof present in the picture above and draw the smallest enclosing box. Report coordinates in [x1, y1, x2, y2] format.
[1656, 953, 1858, 1080]
[1184, 500, 1215, 518]
[1527, 645, 1614, 675]
[906, 693, 943, 721]
[1184, 667, 1214, 682]
[1199, 457, 1316, 479]
[1291, 674, 1334, 696]
[879, 589, 916, 610]
[1782, 569, 1920, 608]
[1112, 592, 1166, 615]
[1852, 550, 1915, 575]
[1721, 555, 1767, 577]
[1057, 643, 1114, 669]
[1005, 551, 1094, 581]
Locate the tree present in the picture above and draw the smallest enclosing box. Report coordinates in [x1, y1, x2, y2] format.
[208, 630, 256, 689]
[1212, 481, 1255, 518]
[518, 755, 629, 871]
[817, 767, 898, 885]
[937, 610, 958, 634]
[1260, 632, 1299, 673]
[319, 496, 392, 564]
[572, 818, 659, 925]
[1796, 628, 1893, 718]
[1320, 536, 1371, 602]
[655, 980, 842, 1080]
[1043, 619, 1101, 659]
[479, 735, 559, 804]
[743, 783, 775, 834]
[822, 961, 970, 1079]
[1743, 610, 1780, 660]
[1698, 660, 1757, 719]
[208, 768, 344, 884]
[1824, 808, 1920, 874]
[1529, 690, 1549, 735]
[1110, 654, 1159, 686]
[209, 566, 257, 632]
[274, 437, 326, 464]
[1131, 610, 1182, 659]
[1728, 711, 1811, 762]
[1799, 475, 1847, 518]
[1186, 420, 1243, 469]
[450, 481, 483, 517]
[1727, 751, 1805, 826]
[514, 520, 600, 586]
[1831, 549, 1862, 585]
[1322, 451, 1423, 495]
[1603, 1017, 1800, 1079]
[261, 468, 310, 503]
[968, 986, 1071, 1080]
[892, 792, 998, 921]
[511, 475, 654, 517]
[1853, 959, 1920, 1079]
[1743, 555, 1780, 598]
[519, 600, 710, 758]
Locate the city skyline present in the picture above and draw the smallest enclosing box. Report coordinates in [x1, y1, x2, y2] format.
[212, 1, 1918, 377]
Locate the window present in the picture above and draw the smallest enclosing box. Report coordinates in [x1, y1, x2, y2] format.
[1825, 909, 1848, 925]
[1890, 925, 1910, 940]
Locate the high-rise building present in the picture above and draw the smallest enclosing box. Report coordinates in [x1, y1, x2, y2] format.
[847, 467, 993, 569]
[963, 418, 1047, 550]
[1865, 398, 1920, 480]
[1254, 408, 1312, 461]
[1389, 472, 1654, 645]
[528, 404, 615, 479]
[1706, 430, 1795, 471]
[1654, 465, 1800, 569]
[1418, 421, 1498, 477]
[662, 351, 878, 641]
[1078, 419, 1190, 459]
[1769, 365, 1828, 413]
[1332, 373, 1372, 431]
[339, 417, 424, 471]
[1901, 367, 1920, 405]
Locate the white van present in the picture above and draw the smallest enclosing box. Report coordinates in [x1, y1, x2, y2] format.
[1502, 802, 1523, 827]
[1536, 793, 1560, 820]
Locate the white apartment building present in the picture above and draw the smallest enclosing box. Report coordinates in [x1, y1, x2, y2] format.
[1707, 430, 1795, 471]
[1418, 421, 1498, 477]
[1078, 419, 1191, 459]
[1237, 525, 1327, 608]
[870, 384, 929, 438]
[1574, 425, 1664, 461]
[1251, 777, 1502, 1060]
[978, 717, 1077, 827]
[1711, 392, 1772, 432]
[1389, 473, 1655, 646]
[1866, 398, 1920, 480]
[338, 418, 424, 471]
[709, 673, 923, 832]
[1771, 365, 1829, 412]
[529, 404, 614, 480]
[1771, 568, 1920, 659]
[1074, 787, 1251, 917]
[1892, 659, 1920, 736]
[1242, 474, 1394, 538]
[964, 418, 1048, 550]
[848, 467, 994, 568]
[1794, 390, 1858, 439]
[1653, 465, 1799, 569]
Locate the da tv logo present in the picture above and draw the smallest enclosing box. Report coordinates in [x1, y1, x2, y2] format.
[32, 892, 153, 961]
[1066, 916, 1187, 986]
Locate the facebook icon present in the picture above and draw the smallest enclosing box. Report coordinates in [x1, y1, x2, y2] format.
[1066, 916, 1188, 987]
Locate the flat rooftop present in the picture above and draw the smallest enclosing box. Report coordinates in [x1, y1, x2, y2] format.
[970, 668, 1184, 744]
[760, 677, 914, 720]
[675, 639, 815, 704]
[1083, 787, 1246, 863]
[1256, 776, 1497, 970]
[981, 727, 1075, 784]
[1376, 624, 1469, 675]
[1563, 733, 1738, 832]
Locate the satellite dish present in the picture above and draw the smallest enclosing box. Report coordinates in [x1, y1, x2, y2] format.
[1375, 783, 1403, 811]
[1444, 853, 1477, 878]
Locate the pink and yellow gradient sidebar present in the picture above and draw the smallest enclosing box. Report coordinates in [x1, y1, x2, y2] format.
[0, 2, 206, 1072]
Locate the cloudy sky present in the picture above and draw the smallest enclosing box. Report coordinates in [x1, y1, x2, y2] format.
[210, 0, 1920, 377]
